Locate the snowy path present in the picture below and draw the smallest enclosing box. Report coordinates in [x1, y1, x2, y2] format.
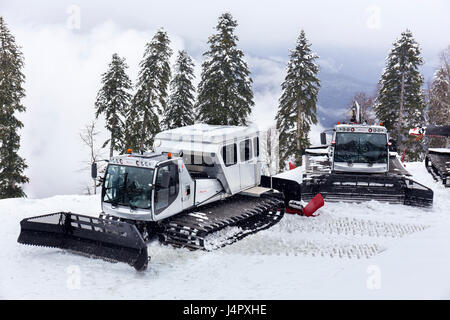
[0, 162, 448, 299]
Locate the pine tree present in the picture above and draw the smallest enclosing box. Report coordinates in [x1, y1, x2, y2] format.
[428, 67, 450, 125]
[275, 30, 320, 169]
[374, 30, 426, 160]
[126, 28, 172, 152]
[196, 13, 254, 126]
[427, 47, 450, 148]
[163, 50, 196, 129]
[0, 17, 29, 199]
[95, 53, 132, 157]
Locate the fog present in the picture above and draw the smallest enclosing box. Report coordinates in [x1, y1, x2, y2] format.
[1, 0, 448, 198]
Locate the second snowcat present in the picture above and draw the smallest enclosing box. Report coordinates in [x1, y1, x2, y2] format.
[410, 125, 450, 187]
[264, 101, 434, 207]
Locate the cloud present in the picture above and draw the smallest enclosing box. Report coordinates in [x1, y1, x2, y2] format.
[318, 58, 343, 74]
[11, 19, 288, 198]
[2, 0, 448, 198]
[15, 21, 186, 198]
[2, 0, 449, 51]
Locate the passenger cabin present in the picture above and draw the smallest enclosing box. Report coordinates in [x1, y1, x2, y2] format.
[153, 124, 261, 195]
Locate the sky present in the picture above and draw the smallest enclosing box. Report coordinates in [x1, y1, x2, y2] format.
[1, 0, 449, 198]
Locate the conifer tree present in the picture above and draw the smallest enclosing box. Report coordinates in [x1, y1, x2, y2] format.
[428, 67, 450, 125]
[95, 53, 132, 157]
[275, 30, 320, 169]
[0, 17, 29, 199]
[126, 29, 172, 151]
[163, 50, 196, 129]
[374, 30, 426, 160]
[196, 13, 254, 126]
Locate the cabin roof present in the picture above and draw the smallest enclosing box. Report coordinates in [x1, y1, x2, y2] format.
[155, 124, 259, 144]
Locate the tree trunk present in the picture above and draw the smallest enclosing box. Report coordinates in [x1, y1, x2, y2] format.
[140, 112, 146, 152]
[397, 71, 405, 143]
[140, 89, 152, 151]
[296, 98, 303, 165]
[110, 134, 114, 158]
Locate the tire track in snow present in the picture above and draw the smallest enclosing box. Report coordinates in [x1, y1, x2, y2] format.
[215, 214, 429, 259]
[275, 214, 429, 238]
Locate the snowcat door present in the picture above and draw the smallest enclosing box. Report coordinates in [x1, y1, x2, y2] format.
[153, 161, 183, 221]
[239, 138, 257, 190]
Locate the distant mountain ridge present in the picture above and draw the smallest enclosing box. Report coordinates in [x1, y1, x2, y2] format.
[251, 64, 377, 128]
[317, 71, 376, 127]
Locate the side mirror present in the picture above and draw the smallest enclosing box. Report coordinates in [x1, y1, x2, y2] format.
[161, 171, 170, 188]
[388, 139, 397, 152]
[91, 162, 97, 179]
[320, 132, 327, 145]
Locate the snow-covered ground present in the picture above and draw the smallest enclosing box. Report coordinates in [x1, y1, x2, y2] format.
[0, 162, 449, 299]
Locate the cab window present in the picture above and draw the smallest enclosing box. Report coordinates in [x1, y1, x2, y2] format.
[221, 143, 237, 166]
[239, 139, 253, 162]
[253, 137, 259, 157]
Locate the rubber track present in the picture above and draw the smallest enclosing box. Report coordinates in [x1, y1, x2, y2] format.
[159, 194, 285, 250]
[426, 151, 450, 187]
[301, 174, 433, 208]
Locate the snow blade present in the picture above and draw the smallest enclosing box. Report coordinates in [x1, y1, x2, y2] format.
[17, 213, 148, 271]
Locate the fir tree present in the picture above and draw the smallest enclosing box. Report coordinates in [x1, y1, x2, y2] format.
[428, 67, 450, 125]
[275, 30, 320, 169]
[126, 28, 172, 151]
[374, 30, 426, 160]
[95, 53, 132, 157]
[196, 13, 254, 126]
[0, 17, 29, 199]
[163, 50, 196, 129]
[427, 47, 450, 148]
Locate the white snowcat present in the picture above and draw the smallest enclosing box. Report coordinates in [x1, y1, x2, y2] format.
[264, 101, 434, 207]
[17, 125, 324, 271]
[410, 125, 450, 187]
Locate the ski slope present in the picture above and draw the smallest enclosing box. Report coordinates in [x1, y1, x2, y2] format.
[0, 161, 449, 299]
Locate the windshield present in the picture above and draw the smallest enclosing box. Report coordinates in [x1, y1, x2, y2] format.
[334, 132, 388, 164]
[103, 164, 154, 210]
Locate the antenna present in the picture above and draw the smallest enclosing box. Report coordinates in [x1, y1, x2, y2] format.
[354, 100, 362, 123]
